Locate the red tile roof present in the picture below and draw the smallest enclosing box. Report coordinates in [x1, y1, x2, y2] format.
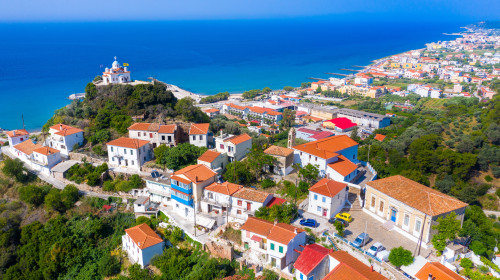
[264, 145, 294, 157]
[128, 123, 176, 134]
[415, 262, 463, 280]
[326, 117, 357, 130]
[158, 124, 177, 134]
[293, 135, 358, 160]
[173, 164, 217, 183]
[33, 146, 60, 156]
[233, 188, 271, 203]
[225, 133, 252, 145]
[326, 251, 388, 280]
[240, 216, 274, 237]
[13, 139, 41, 155]
[189, 123, 210, 135]
[267, 223, 304, 245]
[6, 129, 29, 138]
[266, 197, 287, 208]
[327, 155, 358, 177]
[309, 178, 347, 197]
[294, 244, 330, 275]
[50, 124, 83, 136]
[205, 182, 243, 196]
[367, 175, 468, 216]
[374, 134, 386, 141]
[125, 223, 163, 250]
[106, 137, 150, 149]
[198, 150, 221, 163]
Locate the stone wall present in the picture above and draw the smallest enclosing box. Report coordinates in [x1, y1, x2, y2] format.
[205, 240, 234, 261]
[69, 152, 105, 165]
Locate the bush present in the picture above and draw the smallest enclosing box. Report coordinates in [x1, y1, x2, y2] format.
[485, 175, 493, 182]
[492, 166, 500, 178]
[18, 185, 51, 207]
[388, 247, 413, 267]
[92, 144, 107, 156]
[1, 158, 34, 183]
[460, 258, 473, 269]
[261, 179, 276, 189]
[496, 188, 500, 198]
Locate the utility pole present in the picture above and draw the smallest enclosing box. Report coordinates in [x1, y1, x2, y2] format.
[193, 204, 197, 237]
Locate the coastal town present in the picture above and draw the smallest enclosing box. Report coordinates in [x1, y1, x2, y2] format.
[0, 22, 500, 280]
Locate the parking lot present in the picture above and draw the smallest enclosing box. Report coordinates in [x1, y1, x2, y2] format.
[335, 209, 433, 258]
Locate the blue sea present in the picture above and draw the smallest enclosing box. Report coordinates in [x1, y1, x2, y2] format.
[0, 19, 465, 130]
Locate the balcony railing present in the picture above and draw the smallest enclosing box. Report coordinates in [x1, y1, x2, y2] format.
[171, 183, 193, 195]
[202, 196, 230, 207]
[171, 193, 193, 206]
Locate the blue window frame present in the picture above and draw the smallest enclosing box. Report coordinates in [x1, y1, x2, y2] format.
[314, 194, 318, 200]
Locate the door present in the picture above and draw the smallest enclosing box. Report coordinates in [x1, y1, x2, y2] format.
[390, 209, 397, 222]
[185, 207, 189, 217]
[322, 209, 327, 217]
[247, 202, 251, 211]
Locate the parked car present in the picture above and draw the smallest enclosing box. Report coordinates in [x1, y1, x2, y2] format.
[367, 242, 385, 256]
[352, 233, 370, 247]
[300, 219, 318, 228]
[335, 212, 353, 223]
[377, 250, 390, 262]
[328, 218, 348, 227]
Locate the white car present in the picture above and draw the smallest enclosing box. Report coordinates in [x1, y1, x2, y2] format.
[367, 242, 385, 257]
[377, 250, 390, 262]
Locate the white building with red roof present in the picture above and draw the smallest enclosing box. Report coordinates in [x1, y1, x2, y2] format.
[240, 217, 306, 270]
[308, 178, 349, 218]
[122, 223, 164, 268]
[48, 124, 84, 156]
[293, 135, 360, 182]
[106, 137, 152, 171]
[6, 129, 30, 150]
[197, 149, 228, 174]
[102, 56, 131, 85]
[189, 123, 213, 148]
[11, 139, 62, 175]
[215, 133, 252, 162]
[128, 122, 178, 148]
[294, 244, 330, 280]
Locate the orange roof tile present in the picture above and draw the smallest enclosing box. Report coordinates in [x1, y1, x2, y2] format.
[327, 155, 358, 176]
[13, 139, 41, 155]
[293, 135, 358, 160]
[158, 124, 177, 134]
[264, 145, 294, 157]
[225, 133, 252, 145]
[415, 262, 463, 280]
[189, 123, 210, 135]
[233, 188, 271, 203]
[50, 124, 83, 136]
[205, 182, 243, 195]
[294, 244, 330, 275]
[367, 175, 468, 216]
[309, 178, 347, 197]
[267, 223, 304, 245]
[128, 122, 152, 131]
[326, 251, 388, 280]
[198, 150, 221, 163]
[170, 175, 192, 185]
[33, 146, 60, 156]
[203, 108, 220, 113]
[6, 129, 29, 137]
[125, 223, 163, 250]
[106, 137, 150, 149]
[374, 134, 386, 141]
[173, 164, 217, 183]
[240, 217, 274, 237]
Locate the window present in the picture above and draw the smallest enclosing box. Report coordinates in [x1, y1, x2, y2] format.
[314, 194, 318, 200]
[238, 200, 242, 206]
[317, 206, 321, 212]
[404, 214, 410, 226]
[130, 150, 134, 155]
[143, 132, 146, 136]
[415, 219, 422, 233]
[315, 157, 317, 161]
[124, 149, 127, 155]
[162, 135, 165, 141]
[137, 132, 140, 137]
[308, 277, 314, 280]
[270, 243, 275, 250]
[131, 160, 134, 166]
[309, 155, 311, 160]
[111, 147, 114, 152]
[237, 210, 242, 214]
[300, 152, 302, 156]
[220, 144, 225, 149]
[379, 201, 384, 212]
[279, 246, 283, 253]
[199, 135, 203, 140]
[371, 196, 376, 208]
[150, 133, 153, 138]
[322, 197, 326, 203]
[300, 274, 304, 280]
[112, 158, 115, 161]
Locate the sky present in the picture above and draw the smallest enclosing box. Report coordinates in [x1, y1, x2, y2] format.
[0, 0, 499, 22]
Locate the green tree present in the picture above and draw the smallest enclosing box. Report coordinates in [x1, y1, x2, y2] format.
[460, 258, 473, 269]
[246, 146, 274, 182]
[97, 254, 120, 277]
[223, 161, 253, 185]
[85, 82, 97, 100]
[280, 109, 295, 129]
[155, 143, 207, 170]
[334, 221, 345, 237]
[298, 164, 320, 185]
[388, 247, 413, 268]
[18, 185, 50, 207]
[350, 126, 360, 142]
[283, 86, 294, 92]
[1, 158, 33, 183]
[44, 189, 66, 212]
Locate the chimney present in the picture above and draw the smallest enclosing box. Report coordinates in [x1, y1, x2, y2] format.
[138, 242, 141, 247]
[294, 228, 297, 234]
[13, 131, 16, 136]
[428, 274, 433, 280]
[60, 124, 63, 130]
[370, 265, 374, 272]
[274, 218, 278, 225]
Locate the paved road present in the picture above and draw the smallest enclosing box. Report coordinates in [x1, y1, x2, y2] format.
[1, 146, 111, 199]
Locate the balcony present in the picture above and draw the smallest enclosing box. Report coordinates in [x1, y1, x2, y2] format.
[171, 183, 193, 195]
[202, 196, 230, 207]
[171, 193, 193, 206]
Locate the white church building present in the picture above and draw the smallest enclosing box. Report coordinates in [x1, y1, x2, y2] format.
[102, 56, 131, 85]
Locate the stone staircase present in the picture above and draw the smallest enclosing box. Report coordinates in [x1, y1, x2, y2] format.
[343, 193, 363, 211]
[382, 220, 395, 231]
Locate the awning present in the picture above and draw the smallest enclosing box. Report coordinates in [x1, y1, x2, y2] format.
[196, 215, 215, 229]
[251, 235, 263, 242]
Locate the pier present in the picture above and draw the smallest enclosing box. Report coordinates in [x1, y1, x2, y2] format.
[351, 65, 366, 68]
[307, 77, 328, 81]
[339, 68, 361, 72]
[325, 72, 350, 77]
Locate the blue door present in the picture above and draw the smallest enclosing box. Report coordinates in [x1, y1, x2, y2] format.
[390, 209, 397, 222]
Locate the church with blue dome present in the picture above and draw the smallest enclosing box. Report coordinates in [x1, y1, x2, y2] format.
[102, 56, 131, 85]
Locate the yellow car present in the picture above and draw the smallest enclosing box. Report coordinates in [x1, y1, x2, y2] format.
[335, 213, 353, 223]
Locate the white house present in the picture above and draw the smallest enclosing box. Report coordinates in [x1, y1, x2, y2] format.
[106, 137, 152, 171]
[197, 150, 228, 174]
[145, 174, 171, 206]
[230, 188, 273, 220]
[48, 124, 84, 156]
[31, 147, 62, 175]
[189, 123, 213, 148]
[128, 123, 178, 148]
[308, 178, 348, 218]
[294, 244, 330, 280]
[215, 133, 252, 162]
[122, 223, 164, 268]
[293, 135, 359, 181]
[201, 181, 243, 216]
[170, 164, 217, 218]
[241, 217, 306, 270]
[102, 56, 131, 85]
[6, 129, 30, 151]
